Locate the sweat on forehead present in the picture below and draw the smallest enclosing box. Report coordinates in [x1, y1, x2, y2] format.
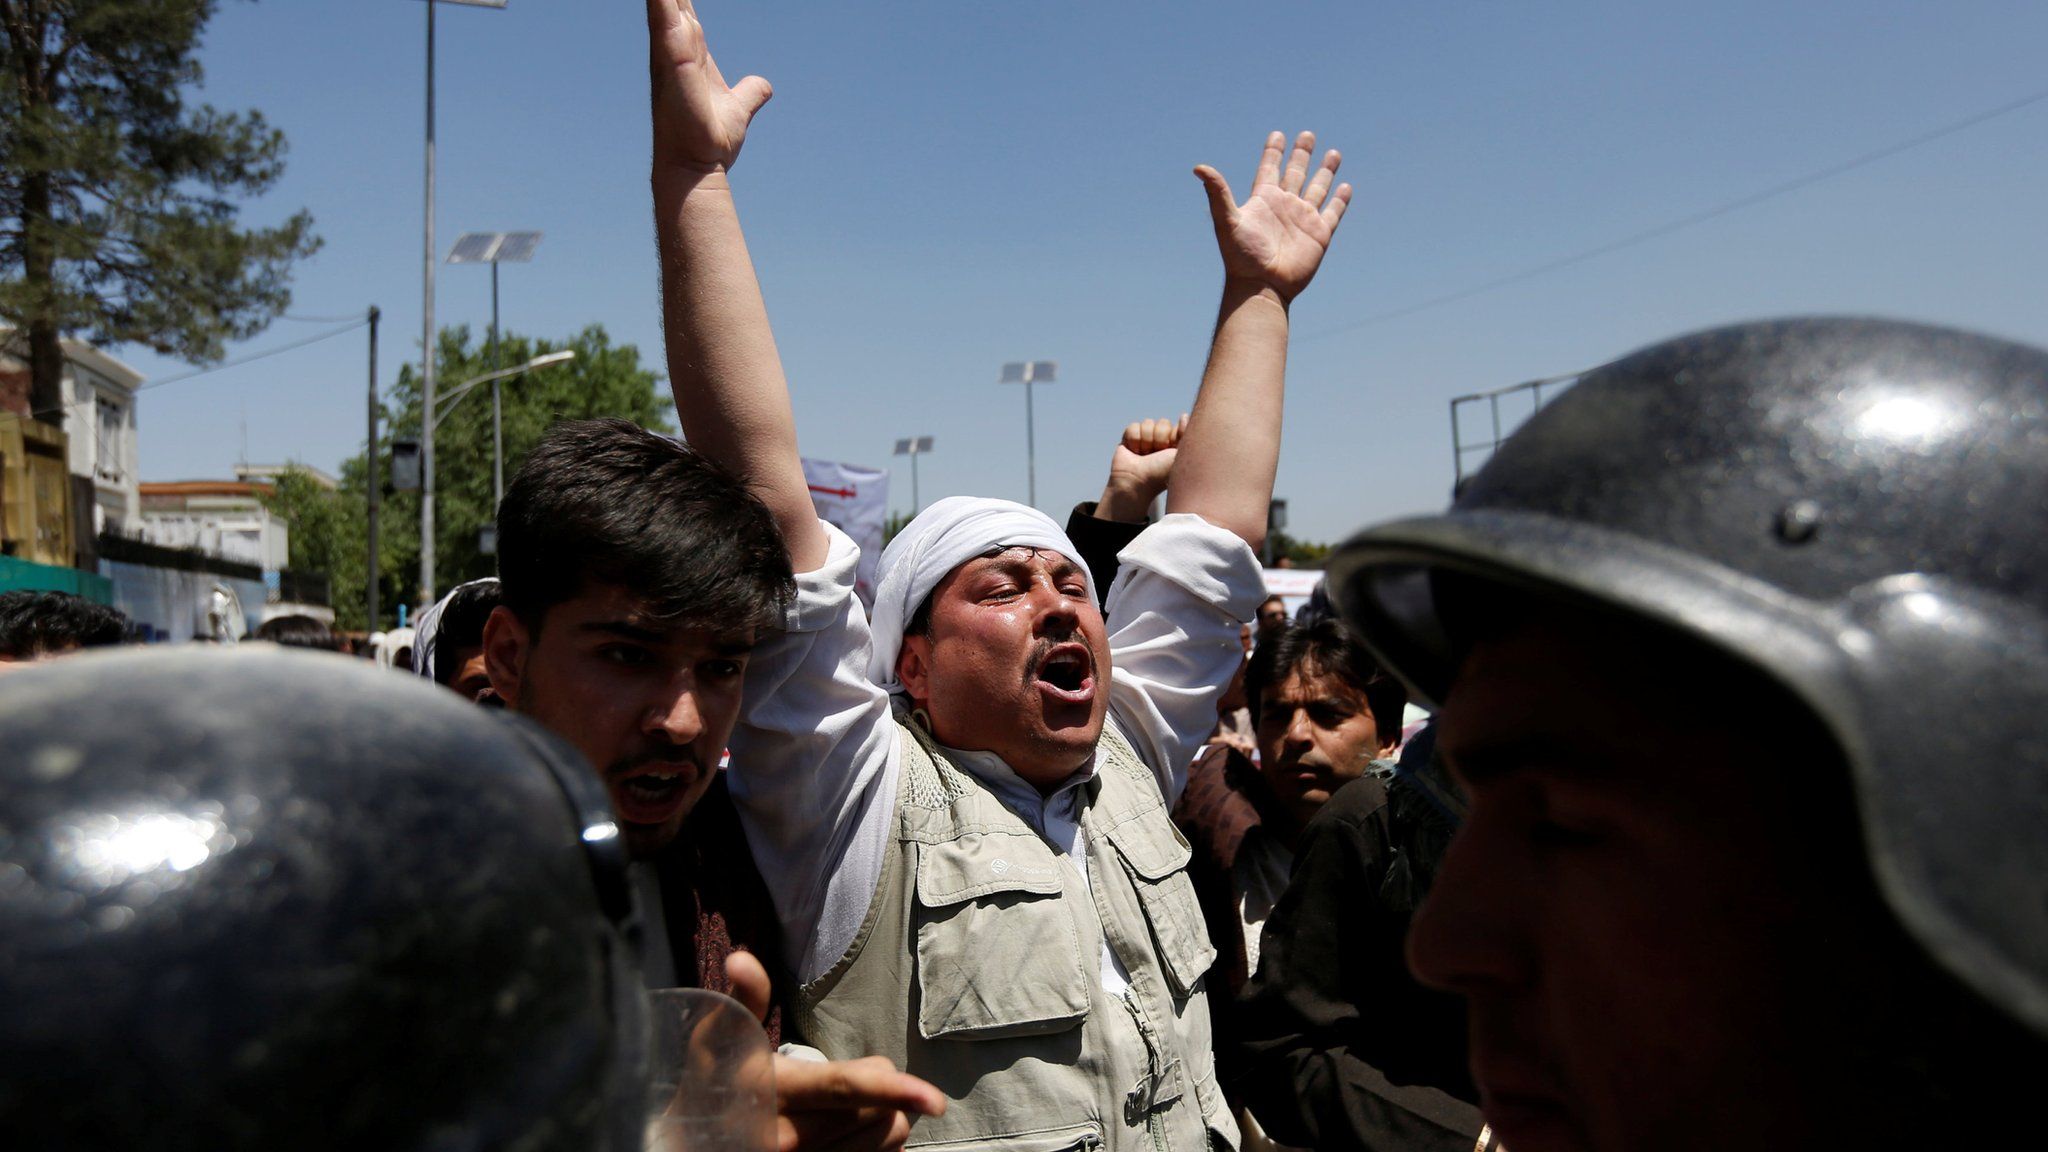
[864, 496, 1096, 693]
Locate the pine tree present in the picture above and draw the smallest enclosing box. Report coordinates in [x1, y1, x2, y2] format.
[0, 0, 319, 423]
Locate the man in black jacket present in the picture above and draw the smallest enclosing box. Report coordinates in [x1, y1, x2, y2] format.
[1232, 727, 1492, 1151]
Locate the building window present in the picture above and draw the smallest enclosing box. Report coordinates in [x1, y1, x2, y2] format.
[96, 396, 125, 484]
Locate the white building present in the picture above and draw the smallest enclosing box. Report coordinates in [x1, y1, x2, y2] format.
[134, 463, 336, 573]
[134, 465, 337, 627]
[0, 332, 145, 536]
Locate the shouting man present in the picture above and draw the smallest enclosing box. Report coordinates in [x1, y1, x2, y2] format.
[483, 418, 944, 1152]
[645, 3, 1350, 1148]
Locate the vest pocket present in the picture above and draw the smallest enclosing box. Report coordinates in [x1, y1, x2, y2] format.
[1106, 819, 1218, 1000]
[913, 837, 1091, 1040]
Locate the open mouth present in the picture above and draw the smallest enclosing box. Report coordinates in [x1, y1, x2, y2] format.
[1033, 643, 1096, 704]
[609, 762, 700, 824]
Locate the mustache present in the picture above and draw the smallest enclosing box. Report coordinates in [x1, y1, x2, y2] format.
[1021, 630, 1087, 688]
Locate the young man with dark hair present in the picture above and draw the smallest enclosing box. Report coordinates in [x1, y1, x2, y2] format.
[1329, 317, 2048, 1150]
[484, 416, 942, 1152]
[1240, 619, 1405, 838]
[411, 577, 500, 699]
[0, 590, 127, 665]
[1256, 595, 1289, 633]
[645, 4, 1349, 1147]
[1170, 620, 1477, 1152]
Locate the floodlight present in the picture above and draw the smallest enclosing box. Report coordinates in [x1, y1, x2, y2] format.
[998, 361, 1058, 505]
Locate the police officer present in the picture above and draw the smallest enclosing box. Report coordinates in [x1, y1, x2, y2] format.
[1327, 318, 2048, 1150]
[0, 648, 648, 1150]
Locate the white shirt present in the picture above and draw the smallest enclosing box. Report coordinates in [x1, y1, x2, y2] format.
[729, 514, 1267, 985]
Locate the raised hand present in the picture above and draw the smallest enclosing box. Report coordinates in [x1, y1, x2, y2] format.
[1097, 414, 1188, 523]
[1194, 131, 1352, 302]
[647, 0, 772, 175]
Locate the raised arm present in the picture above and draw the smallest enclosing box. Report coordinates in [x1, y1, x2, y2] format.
[1167, 131, 1351, 553]
[648, 0, 825, 571]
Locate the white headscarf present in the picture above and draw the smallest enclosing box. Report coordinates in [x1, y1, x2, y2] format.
[866, 496, 1096, 694]
[411, 577, 499, 681]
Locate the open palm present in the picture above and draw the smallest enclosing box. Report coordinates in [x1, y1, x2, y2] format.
[647, 0, 771, 173]
[1196, 132, 1352, 302]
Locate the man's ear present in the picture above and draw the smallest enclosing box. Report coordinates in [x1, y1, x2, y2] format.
[897, 633, 932, 706]
[482, 605, 532, 709]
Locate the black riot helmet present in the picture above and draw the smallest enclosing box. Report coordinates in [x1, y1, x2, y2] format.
[0, 648, 647, 1151]
[1328, 317, 2048, 1039]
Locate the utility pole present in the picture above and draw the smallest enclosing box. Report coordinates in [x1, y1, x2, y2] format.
[490, 259, 502, 503]
[366, 306, 381, 634]
[419, 0, 439, 605]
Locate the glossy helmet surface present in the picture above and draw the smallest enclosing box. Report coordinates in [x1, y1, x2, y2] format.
[0, 647, 645, 1150]
[1328, 317, 2048, 1037]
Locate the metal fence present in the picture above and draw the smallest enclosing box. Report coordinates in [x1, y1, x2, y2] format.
[1449, 372, 1581, 487]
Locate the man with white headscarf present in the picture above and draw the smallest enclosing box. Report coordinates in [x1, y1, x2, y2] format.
[647, 5, 1352, 1149]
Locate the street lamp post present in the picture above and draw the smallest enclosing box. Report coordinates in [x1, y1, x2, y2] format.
[892, 436, 934, 515]
[418, 0, 508, 604]
[366, 305, 381, 632]
[999, 360, 1057, 508]
[430, 349, 576, 516]
[448, 230, 543, 506]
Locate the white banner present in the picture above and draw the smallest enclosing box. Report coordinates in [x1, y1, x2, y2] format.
[1261, 568, 1324, 619]
[803, 458, 889, 610]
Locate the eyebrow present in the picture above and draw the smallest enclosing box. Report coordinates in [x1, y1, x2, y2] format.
[968, 551, 1082, 583]
[1263, 694, 1358, 711]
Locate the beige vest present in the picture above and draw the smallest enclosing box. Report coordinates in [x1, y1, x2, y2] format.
[796, 713, 1240, 1152]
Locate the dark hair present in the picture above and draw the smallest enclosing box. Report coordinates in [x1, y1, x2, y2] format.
[0, 591, 128, 658]
[497, 418, 794, 633]
[1245, 617, 1407, 742]
[430, 581, 501, 685]
[254, 614, 341, 651]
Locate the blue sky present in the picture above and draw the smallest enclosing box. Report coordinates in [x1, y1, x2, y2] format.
[122, 0, 2048, 544]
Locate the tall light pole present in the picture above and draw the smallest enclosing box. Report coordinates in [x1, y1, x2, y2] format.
[892, 436, 934, 515]
[447, 230, 542, 506]
[419, 0, 508, 604]
[431, 350, 577, 521]
[366, 305, 381, 633]
[999, 360, 1057, 507]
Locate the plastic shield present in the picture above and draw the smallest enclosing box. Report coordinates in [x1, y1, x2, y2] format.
[643, 988, 777, 1152]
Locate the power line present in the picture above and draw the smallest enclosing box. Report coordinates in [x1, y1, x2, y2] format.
[280, 309, 376, 324]
[30, 317, 369, 421]
[1302, 82, 2048, 342]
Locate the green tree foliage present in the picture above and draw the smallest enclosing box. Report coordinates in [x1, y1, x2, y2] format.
[0, 0, 319, 422]
[1270, 530, 1332, 568]
[269, 324, 672, 631]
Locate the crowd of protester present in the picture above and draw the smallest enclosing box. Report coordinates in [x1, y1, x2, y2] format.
[5, 4, 2047, 1150]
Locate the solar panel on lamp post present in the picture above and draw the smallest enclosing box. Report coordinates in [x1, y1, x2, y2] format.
[414, 0, 508, 607]
[892, 435, 934, 515]
[448, 231, 543, 506]
[999, 361, 1057, 508]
